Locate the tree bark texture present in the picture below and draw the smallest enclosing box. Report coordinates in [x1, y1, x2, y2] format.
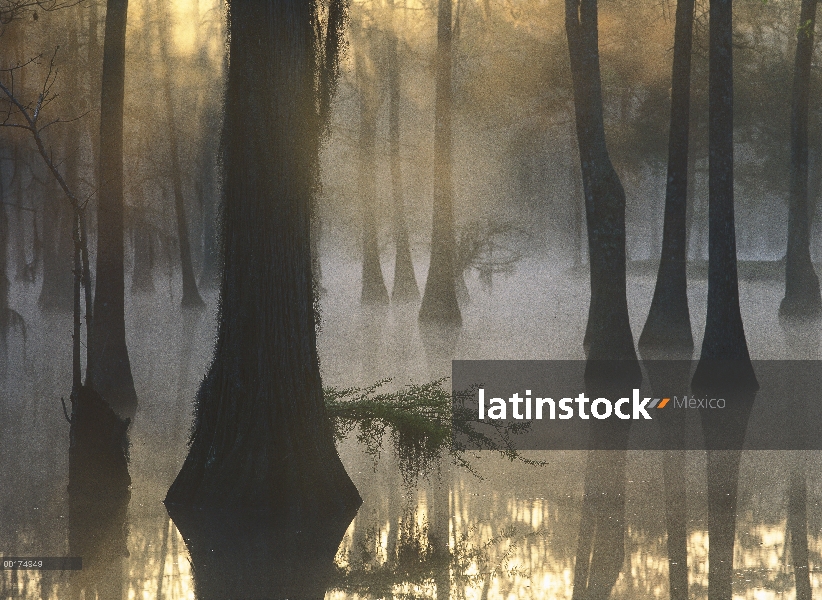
[165, 0, 361, 524]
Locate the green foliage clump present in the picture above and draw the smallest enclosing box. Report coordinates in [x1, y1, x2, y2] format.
[324, 378, 544, 484]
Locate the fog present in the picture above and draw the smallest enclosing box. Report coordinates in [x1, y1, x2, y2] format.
[3, 0, 822, 597]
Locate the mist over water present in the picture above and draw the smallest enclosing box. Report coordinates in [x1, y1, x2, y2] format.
[2, 0, 822, 596]
[2, 251, 822, 598]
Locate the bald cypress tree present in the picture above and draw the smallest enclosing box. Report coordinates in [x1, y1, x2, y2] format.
[166, 0, 361, 524]
[781, 0, 821, 317]
[89, 0, 137, 418]
[639, 0, 695, 350]
[419, 0, 461, 324]
[565, 0, 639, 371]
[388, 0, 420, 303]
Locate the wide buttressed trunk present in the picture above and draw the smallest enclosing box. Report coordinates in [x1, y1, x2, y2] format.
[90, 0, 138, 418]
[565, 0, 640, 380]
[166, 0, 361, 523]
[419, 0, 461, 324]
[781, 0, 821, 317]
[639, 0, 695, 350]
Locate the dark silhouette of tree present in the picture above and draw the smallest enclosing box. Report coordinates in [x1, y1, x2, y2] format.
[165, 0, 361, 528]
[38, 145, 74, 312]
[88, 0, 138, 418]
[172, 507, 351, 600]
[691, 0, 757, 391]
[388, 0, 419, 303]
[639, 0, 695, 350]
[565, 0, 638, 367]
[357, 47, 390, 306]
[781, 0, 821, 317]
[419, 0, 461, 324]
[67, 385, 130, 600]
[0, 168, 25, 349]
[636, 3, 696, 593]
[691, 5, 758, 600]
[156, 0, 204, 309]
[130, 200, 155, 293]
[565, 3, 641, 597]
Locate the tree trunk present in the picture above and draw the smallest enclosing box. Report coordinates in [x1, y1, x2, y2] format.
[565, 5, 640, 598]
[157, 0, 205, 309]
[639, 0, 695, 350]
[691, 0, 757, 390]
[38, 177, 74, 312]
[358, 52, 389, 306]
[0, 181, 8, 333]
[692, 9, 757, 600]
[388, 0, 420, 303]
[565, 0, 640, 371]
[86, 0, 102, 193]
[165, 0, 361, 526]
[130, 203, 155, 293]
[781, 0, 821, 316]
[0, 173, 24, 347]
[89, 0, 138, 419]
[419, 0, 461, 324]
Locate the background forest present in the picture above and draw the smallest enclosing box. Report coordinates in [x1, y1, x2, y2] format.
[4, 0, 822, 598]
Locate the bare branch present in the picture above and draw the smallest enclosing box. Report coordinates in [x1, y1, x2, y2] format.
[1, 0, 85, 27]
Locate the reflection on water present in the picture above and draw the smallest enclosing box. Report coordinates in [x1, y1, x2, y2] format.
[3, 258, 822, 599]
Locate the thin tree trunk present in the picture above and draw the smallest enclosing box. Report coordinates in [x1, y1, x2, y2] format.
[89, 0, 137, 418]
[684, 147, 697, 262]
[165, 0, 361, 526]
[38, 145, 75, 312]
[639, 0, 695, 349]
[157, 0, 205, 309]
[72, 210, 82, 395]
[130, 202, 155, 293]
[86, 0, 102, 192]
[358, 51, 389, 306]
[781, 0, 821, 316]
[419, 0, 461, 324]
[388, 0, 420, 303]
[0, 168, 24, 347]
